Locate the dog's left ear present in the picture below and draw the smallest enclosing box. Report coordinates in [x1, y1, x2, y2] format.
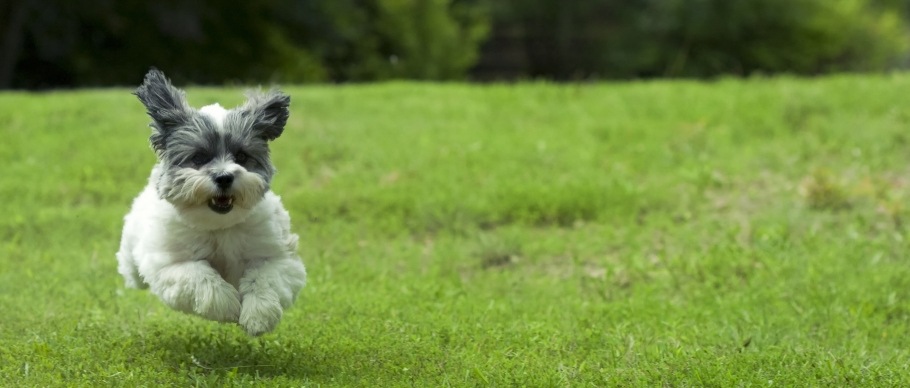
[239, 90, 290, 141]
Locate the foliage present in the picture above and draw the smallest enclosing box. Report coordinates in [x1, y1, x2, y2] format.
[275, 0, 489, 81]
[2, 0, 489, 88]
[8, 0, 308, 87]
[4, 76, 910, 384]
[494, 0, 910, 78]
[650, 0, 909, 76]
[375, 0, 489, 79]
[5, 0, 910, 87]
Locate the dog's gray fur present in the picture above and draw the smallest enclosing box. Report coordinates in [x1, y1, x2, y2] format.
[134, 69, 290, 211]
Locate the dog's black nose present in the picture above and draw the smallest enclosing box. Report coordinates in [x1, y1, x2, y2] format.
[214, 174, 234, 189]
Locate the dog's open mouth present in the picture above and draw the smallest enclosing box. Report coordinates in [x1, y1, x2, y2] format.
[208, 195, 234, 214]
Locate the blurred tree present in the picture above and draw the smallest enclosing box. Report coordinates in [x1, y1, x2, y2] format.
[1, 0, 908, 88]
[488, 0, 653, 79]
[651, 0, 909, 77]
[0, 0, 488, 88]
[479, 0, 909, 80]
[0, 0, 315, 88]
[377, 0, 489, 79]
[0, 0, 30, 87]
[274, 0, 488, 81]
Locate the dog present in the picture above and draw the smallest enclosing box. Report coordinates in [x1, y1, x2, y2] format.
[116, 69, 306, 336]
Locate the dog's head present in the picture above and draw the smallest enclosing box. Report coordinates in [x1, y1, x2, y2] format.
[135, 69, 289, 223]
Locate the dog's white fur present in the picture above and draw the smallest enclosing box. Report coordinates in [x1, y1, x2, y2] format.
[117, 103, 306, 336]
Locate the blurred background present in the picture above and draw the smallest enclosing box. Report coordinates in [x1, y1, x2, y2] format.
[3, 0, 910, 89]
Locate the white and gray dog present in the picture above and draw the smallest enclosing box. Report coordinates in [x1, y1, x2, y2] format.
[116, 69, 306, 336]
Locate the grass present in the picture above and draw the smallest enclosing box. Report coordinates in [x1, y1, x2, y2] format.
[3, 74, 910, 385]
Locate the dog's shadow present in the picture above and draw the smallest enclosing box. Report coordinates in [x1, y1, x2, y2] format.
[135, 320, 333, 381]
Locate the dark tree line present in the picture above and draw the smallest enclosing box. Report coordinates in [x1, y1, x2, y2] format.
[1, 0, 908, 89]
[475, 0, 909, 80]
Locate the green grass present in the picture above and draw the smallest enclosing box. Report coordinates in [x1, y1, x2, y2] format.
[3, 74, 910, 386]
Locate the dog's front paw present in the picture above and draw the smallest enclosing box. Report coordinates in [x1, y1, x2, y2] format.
[194, 280, 242, 323]
[239, 293, 282, 336]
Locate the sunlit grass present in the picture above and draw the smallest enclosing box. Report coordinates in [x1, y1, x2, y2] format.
[2, 74, 910, 385]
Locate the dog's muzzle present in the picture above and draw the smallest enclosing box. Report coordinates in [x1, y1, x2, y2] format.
[208, 194, 234, 214]
[208, 173, 235, 214]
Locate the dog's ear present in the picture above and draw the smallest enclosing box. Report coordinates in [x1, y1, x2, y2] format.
[134, 68, 193, 151]
[238, 90, 290, 141]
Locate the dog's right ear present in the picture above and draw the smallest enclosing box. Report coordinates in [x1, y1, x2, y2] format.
[134, 68, 193, 152]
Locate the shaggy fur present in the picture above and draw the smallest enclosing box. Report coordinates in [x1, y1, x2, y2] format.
[117, 69, 306, 336]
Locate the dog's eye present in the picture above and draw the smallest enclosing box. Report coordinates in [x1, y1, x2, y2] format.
[234, 151, 249, 164]
[191, 153, 212, 166]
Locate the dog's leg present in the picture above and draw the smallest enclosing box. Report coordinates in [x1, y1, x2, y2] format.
[116, 249, 147, 289]
[148, 260, 242, 323]
[239, 257, 307, 336]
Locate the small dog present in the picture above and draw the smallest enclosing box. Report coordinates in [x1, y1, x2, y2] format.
[116, 69, 306, 336]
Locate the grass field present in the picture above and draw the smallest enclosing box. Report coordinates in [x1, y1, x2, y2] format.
[3, 74, 910, 386]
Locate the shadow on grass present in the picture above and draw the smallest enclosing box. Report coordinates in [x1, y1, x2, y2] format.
[134, 320, 334, 381]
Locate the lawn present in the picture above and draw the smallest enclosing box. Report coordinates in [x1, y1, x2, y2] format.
[2, 74, 910, 386]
